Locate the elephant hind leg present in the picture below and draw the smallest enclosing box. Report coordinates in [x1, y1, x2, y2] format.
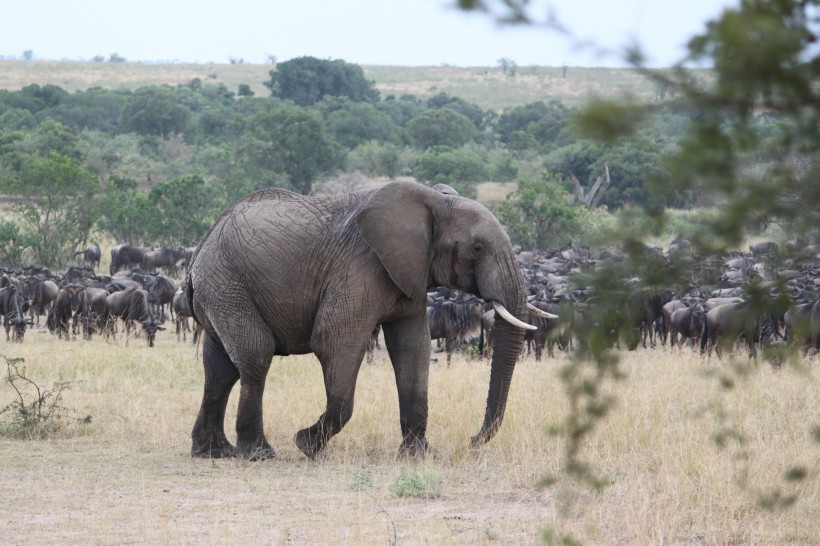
[191, 332, 240, 458]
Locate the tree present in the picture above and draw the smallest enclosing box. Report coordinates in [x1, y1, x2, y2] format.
[495, 100, 571, 151]
[407, 108, 478, 149]
[237, 84, 254, 98]
[121, 86, 192, 138]
[0, 218, 38, 267]
[239, 106, 344, 194]
[426, 92, 486, 129]
[347, 141, 402, 179]
[148, 175, 223, 244]
[0, 152, 100, 268]
[411, 146, 488, 198]
[96, 176, 157, 244]
[493, 172, 585, 250]
[318, 98, 401, 149]
[264, 56, 379, 106]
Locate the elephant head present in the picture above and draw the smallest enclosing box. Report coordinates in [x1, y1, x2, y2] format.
[356, 182, 534, 446]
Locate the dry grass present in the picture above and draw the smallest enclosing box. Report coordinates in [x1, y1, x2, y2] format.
[0, 61, 713, 111]
[477, 182, 517, 205]
[0, 331, 817, 545]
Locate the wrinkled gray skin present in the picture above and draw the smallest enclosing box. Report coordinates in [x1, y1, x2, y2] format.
[187, 181, 530, 460]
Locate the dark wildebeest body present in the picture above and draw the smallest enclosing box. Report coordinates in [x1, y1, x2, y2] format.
[0, 284, 26, 341]
[105, 287, 164, 346]
[524, 299, 561, 361]
[700, 301, 781, 358]
[50, 284, 85, 340]
[629, 290, 674, 349]
[142, 247, 188, 277]
[62, 266, 97, 287]
[783, 301, 814, 352]
[669, 303, 707, 349]
[662, 299, 688, 347]
[479, 309, 495, 359]
[110, 244, 153, 275]
[24, 277, 59, 326]
[74, 243, 102, 272]
[78, 287, 109, 339]
[173, 287, 201, 343]
[141, 274, 176, 321]
[426, 297, 485, 365]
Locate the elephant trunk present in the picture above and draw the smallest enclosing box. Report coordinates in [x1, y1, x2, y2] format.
[471, 267, 528, 447]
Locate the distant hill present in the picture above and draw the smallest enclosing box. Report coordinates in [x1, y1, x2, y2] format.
[0, 60, 709, 111]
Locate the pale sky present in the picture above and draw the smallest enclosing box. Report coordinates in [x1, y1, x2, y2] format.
[1, 0, 739, 67]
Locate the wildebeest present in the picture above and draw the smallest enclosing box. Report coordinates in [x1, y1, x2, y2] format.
[78, 287, 109, 339]
[661, 299, 688, 347]
[427, 296, 485, 365]
[74, 243, 102, 272]
[668, 303, 707, 349]
[140, 274, 176, 321]
[479, 309, 495, 359]
[104, 287, 165, 346]
[62, 266, 97, 287]
[700, 301, 782, 358]
[784, 299, 820, 354]
[23, 277, 59, 325]
[628, 289, 674, 349]
[110, 244, 153, 275]
[49, 284, 86, 340]
[142, 246, 188, 278]
[173, 287, 201, 343]
[524, 299, 561, 361]
[0, 283, 27, 341]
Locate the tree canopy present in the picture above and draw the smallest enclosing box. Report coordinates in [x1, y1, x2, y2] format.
[264, 56, 380, 106]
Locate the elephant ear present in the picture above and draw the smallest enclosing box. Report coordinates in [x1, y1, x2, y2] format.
[356, 183, 434, 301]
[431, 183, 459, 196]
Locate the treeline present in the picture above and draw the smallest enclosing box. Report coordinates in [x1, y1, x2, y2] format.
[0, 56, 782, 267]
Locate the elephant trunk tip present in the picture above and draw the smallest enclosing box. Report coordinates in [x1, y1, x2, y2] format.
[470, 421, 500, 447]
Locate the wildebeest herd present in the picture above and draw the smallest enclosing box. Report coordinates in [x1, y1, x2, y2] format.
[423, 239, 820, 366]
[3, 239, 819, 364]
[1, 243, 199, 347]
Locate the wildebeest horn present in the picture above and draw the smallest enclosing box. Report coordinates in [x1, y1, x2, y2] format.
[527, 302, 559, 319]
[492, 301, 537, 330]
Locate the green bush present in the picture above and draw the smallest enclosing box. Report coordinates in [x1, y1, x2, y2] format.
[393, 467, 439, 499]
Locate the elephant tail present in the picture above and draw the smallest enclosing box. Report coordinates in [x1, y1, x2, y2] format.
[478, 316, 485, 358]
[184, 271, 200, 327]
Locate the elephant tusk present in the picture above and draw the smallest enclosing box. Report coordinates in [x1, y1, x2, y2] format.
[492, 301, 537, 330]
[527, 302, 559, 319]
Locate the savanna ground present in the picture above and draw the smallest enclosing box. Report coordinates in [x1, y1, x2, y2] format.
[0, 326, 818, 545]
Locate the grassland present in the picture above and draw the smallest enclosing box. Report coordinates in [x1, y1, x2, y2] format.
[0, 60, 705, 110]
[1, 329, 817, 544]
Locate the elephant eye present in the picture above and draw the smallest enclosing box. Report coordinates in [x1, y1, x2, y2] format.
[472, 242, 484, 256]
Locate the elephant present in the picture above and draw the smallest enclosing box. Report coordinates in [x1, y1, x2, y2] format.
[186, 180, 549, 460]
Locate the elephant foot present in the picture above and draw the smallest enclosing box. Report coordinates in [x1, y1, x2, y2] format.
[239, 445, 276, 461]
[397, 436, 433, 459]
[236, 437, 276, 461]
[294, 428, 327, 460]
[191, 435, 236, 458]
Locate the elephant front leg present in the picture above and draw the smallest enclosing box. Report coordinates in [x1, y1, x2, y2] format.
[383, 315, 432, 457]
[295, 327, 370, 459]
